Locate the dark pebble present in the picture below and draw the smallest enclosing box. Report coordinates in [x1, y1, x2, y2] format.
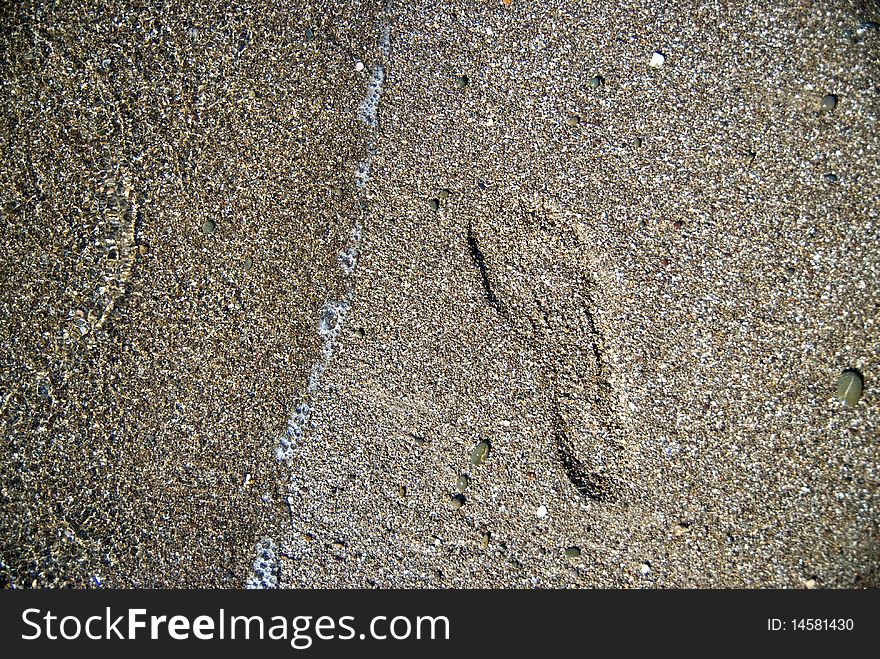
[820, 94, 838, 111]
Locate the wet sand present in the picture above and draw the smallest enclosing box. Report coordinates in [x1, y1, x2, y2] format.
[1, 0, 878, 588]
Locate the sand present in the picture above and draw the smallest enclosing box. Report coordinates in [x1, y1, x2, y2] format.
[0, 0, 877, 588]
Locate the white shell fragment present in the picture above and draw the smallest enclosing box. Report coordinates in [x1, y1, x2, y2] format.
[536, 505, 548, 518]
[649, 51, 666, 68]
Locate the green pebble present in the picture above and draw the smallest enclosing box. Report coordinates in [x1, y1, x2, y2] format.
[565, 546, 582, 558]
[836, 369, 863, 407]
[243, 256, 253, 271]
[438, 188, 451, 200]
[470, 440, 490, 466]
[588, 75, 604, 88]
[450, 493, 466, 509]
[455, 75, 469, 89]
[631, 136, 643, 148]
[428, 198, 440, 211]
[565, 113, 581, 127]
[201, 219, 216, 235]
[305, 27, 315, 40]
[456, 474, 470, 492]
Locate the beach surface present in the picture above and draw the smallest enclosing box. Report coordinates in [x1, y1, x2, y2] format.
[1, 0, 878, 588]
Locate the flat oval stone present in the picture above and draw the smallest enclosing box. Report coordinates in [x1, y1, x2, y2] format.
[455, 75, 469, 89]
[456, 474, 470, 492]
[201, 219, 216, 235]
[820, 93, 838, 111]
[565, 546, 582, 558]
[836, 369, 863, 407]
[449, 493, 466, 509]
[470, 440, 490, 465]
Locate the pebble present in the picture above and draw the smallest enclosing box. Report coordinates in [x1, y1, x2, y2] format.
[823, 173, 838, 182]
[469, 440, 490, 465]
[649, 51, 666, 68]
[481, 532, 490, 549]
[304, 27, 315, 40]
[588, 75, 604, 88]
[354, 61, 364, 72]
[201, 219, 216, 235]
[565, 546, 581, 558]
[438, 188, 451, 200]
[456, 474, 470, 492]
[354, 327, 365, 338]
[820, 93, 838, 111]
[631, 136, 643, 148]
[428, 198, 440, 211]
[450, 493, 466, 509]
[536, 504, 548, 518]
[243, 256, 253, 271]
[565, 112, 581, 127]
[640, 562, 651, 575]
[836, 369, 863, 407]
[455, 75, 470, 89]
[398, 485, 407, 498]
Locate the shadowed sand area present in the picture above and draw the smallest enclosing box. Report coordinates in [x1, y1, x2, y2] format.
[1, 0, 878, 588]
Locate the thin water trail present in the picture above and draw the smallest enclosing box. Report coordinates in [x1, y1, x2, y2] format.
[246, 9, 393, 589]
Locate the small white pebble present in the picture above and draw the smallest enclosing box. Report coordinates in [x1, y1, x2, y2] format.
[354, 61, 365, 72]
[649, 52, 665, 68]
[640, 562, 651, 575]
[536, 504, 548, 518]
